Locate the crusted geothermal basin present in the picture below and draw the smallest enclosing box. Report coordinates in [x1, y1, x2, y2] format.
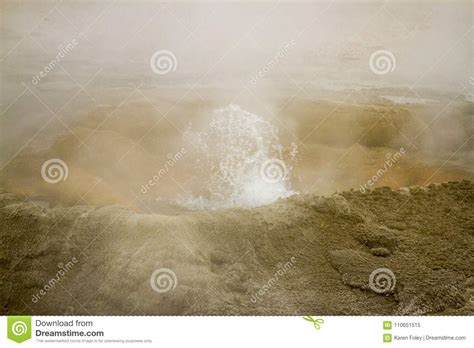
[1, 181, 473, 315]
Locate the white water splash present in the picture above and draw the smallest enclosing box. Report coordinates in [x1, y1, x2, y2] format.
[180, 104, 297, 210]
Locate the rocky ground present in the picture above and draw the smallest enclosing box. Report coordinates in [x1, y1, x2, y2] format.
[0, 180, 473, 315]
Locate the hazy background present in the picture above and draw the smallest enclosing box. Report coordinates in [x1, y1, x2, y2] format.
[1, 0, 471, 92]
[0, 0, 472, 212]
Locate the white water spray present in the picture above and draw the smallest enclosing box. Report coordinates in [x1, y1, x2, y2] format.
[179, 104, 297, 209]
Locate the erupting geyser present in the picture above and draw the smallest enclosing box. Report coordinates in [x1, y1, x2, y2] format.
[179, 104, 297, 209]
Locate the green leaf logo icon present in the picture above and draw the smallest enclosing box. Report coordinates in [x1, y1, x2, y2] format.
[7, 316, 32, 343]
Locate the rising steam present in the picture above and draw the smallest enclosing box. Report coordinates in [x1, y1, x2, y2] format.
[179, 104, 297, 209]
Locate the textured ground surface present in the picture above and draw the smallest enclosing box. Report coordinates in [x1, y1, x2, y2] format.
[1, 180, 473, 315]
